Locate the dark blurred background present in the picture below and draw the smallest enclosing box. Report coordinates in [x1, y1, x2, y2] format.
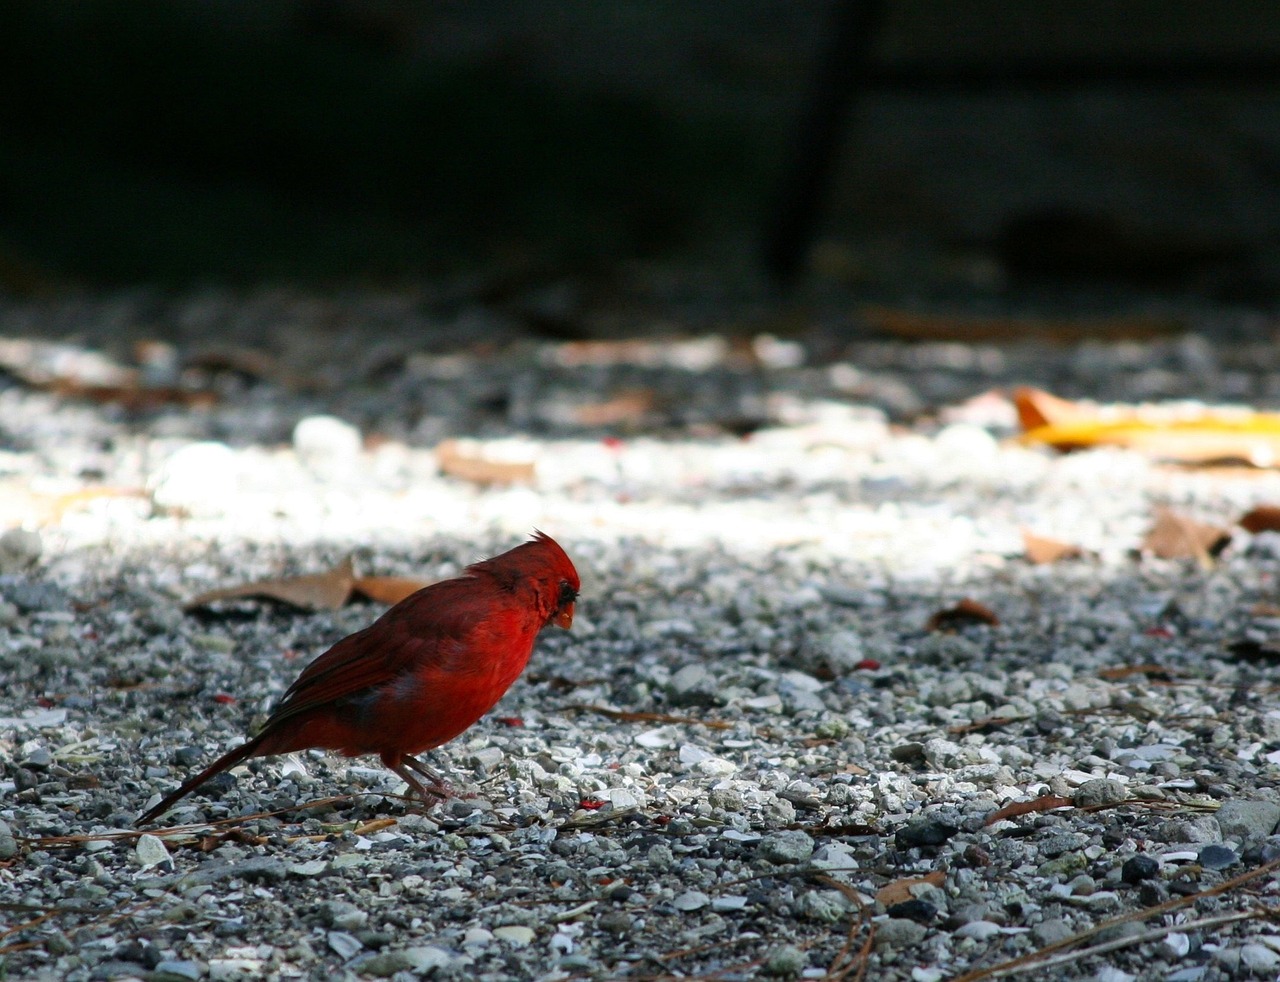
[2, 0, 1280, 302]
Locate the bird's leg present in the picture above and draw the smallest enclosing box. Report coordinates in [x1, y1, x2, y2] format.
[402, 753, 476, 800]
[381, 751, 467, 809]
[385, 757, 449, 810]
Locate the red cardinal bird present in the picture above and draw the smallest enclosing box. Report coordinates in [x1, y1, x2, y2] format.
[138, 531, 579, 825]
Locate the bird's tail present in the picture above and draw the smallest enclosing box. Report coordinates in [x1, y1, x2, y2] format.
[136, 731, 271, 827]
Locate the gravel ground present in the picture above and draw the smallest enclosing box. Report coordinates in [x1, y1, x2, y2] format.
[5, 290, 1280, 981]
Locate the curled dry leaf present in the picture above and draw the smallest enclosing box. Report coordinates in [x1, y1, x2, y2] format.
[1239, 505, 1280, 534]
[436, 439, 535, 485]
[875, 870, 946, 906]
[1021, 528, 1084, 565]
[984, 795, 1074, 826]
[1141, 507, 1230, 567]
[926, 598, 1000, 632]
[184, 557, 357, 612]
[1015, 386, 1280, 467]
[351, 576, 430, 605]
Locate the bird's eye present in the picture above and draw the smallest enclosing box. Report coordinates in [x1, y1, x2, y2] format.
[559, 581, 578, 606]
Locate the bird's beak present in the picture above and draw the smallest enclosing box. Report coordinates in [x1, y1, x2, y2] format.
[553, 602, 574, 629]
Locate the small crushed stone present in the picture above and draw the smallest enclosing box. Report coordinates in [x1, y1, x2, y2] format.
[2, 291, 1280, 980]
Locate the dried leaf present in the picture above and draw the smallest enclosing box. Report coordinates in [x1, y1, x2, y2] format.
[572, 389, 655, 427]
[926, 598, 1000, 632]
[351, 576, 429, 605]
[984, 795, 1074, 826]
[1015, 387, 1280, 467]
[1141, 508, 1231, 567]
[184, 557, 356, 612]
[1240, 505, 1280, 534]
[861, 307, 1181, 344]
[436, 440, 535, 485]
[1022, 529, 1084, 564]
[875, 870, 946, 906]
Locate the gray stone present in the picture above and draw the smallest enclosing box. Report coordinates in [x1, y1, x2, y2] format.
[1240, 943, 1280, 973]
[1215, 800, 1280, 842]
[1198, 844, 1238, 869]
[672, 890, 709, 911]
[1073, 778, 1127, 807]
[764, 945, 807, 978]
[293, 415, 363, 476]
[758, 830, 815, 865]
[1031, 918, 1074, 946]
[1158, 817, 1222, 844]
[796, 890, 848, 923]
[873, 917, 927, 949]
[149, 961, 203, 981]
[665, 664, 720, 707]
[0, 527, 41, 572]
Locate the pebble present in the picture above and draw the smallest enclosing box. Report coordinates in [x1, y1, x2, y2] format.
[1198, 844, 1238, 869]
[874, 917, 927, 949]
[150, 961, 203, 982]
[895, 817, 959, 849]
[134, 834, 173, 870]
[764, 945, 807, 978]
[1214, 800, 1280, 842]
[953, 921, 1002, 941]
[758, 830, 815, 865]
[326, 931, 363, 960]
[672, 890, 709, 911]
[1120, 855, 1160, 884]
[493, 925, 535, 946]
[293, 415, 363, 476]
[1073, 778, 1127, 807]
[1030, 918, 1074, 946]
[0, 527, 41, 572]
[149, 441, 240, 517]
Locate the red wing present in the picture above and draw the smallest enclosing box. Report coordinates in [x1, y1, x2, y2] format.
[268, 577, 491, 723]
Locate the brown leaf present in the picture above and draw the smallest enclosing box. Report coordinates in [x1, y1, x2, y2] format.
[926, 598, 1000, 632]
[572, 389, 655, 427]
[351, 576, 429, 605]
[1141, 508, 1231, 567]
[184, 557, 356, 612]
[875, 870, 946, 906]
[436, 440, 535, 485]
[984, 795, 1074, 826]
[1240, 505, 1280, 534]
[1022, 529, 1084, 565]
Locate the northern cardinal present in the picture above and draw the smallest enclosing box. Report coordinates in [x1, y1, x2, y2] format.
[138, 532, 579, 825]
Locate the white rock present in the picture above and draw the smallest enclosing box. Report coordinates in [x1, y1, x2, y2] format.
[954, 920, 1003, 941]
[326, 931, 362, 960]
[293, 415, 362, 476]
[636, 727, 678, 748]
[673, 890, 710, 911]
[493, 926, 535, 947]
[149, 442, 240, 517]
[134, 833, 172, 870]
